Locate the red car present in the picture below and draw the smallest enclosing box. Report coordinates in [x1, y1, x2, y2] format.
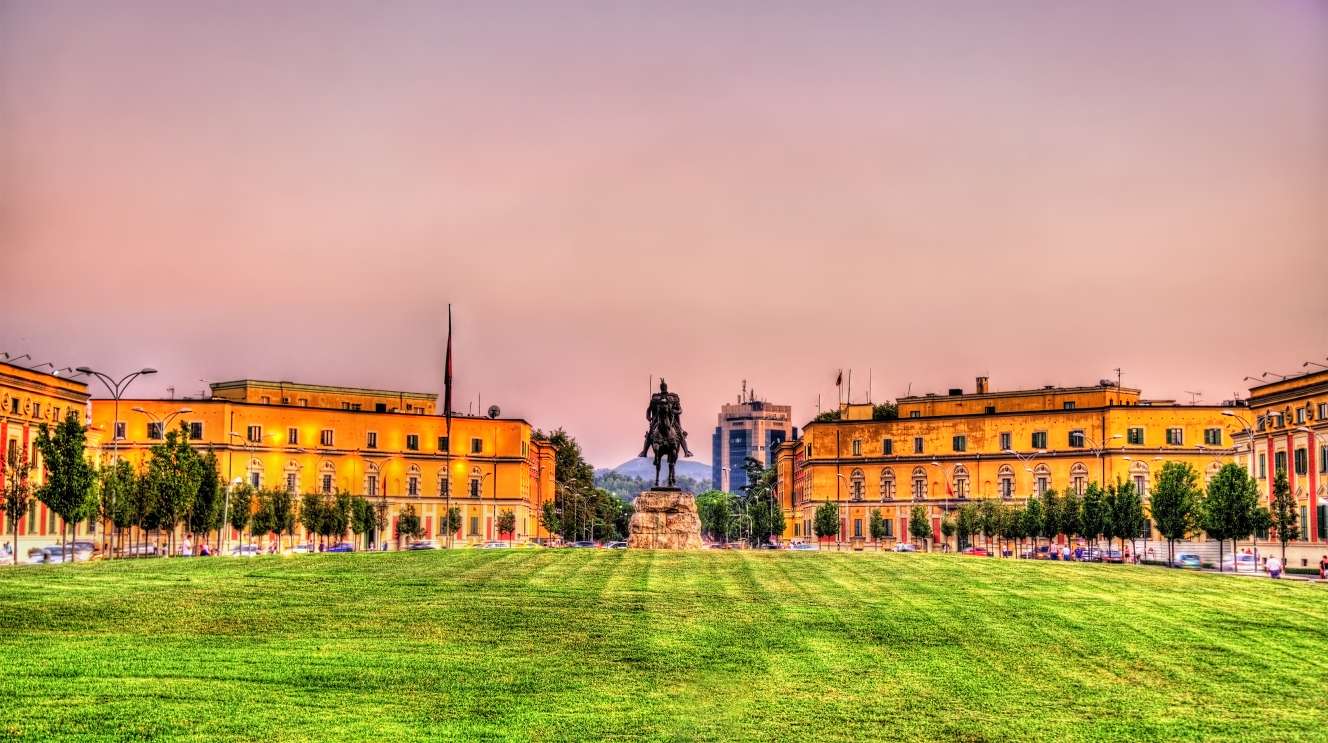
[960, 547, 990, 556]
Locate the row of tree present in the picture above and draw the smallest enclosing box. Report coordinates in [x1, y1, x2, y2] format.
[810, 463, 1292, 571]
[695, 457, 786, 546]
[535, 429, 633, 543]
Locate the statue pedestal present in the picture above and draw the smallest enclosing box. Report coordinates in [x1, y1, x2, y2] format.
[627, 488, 703, 550]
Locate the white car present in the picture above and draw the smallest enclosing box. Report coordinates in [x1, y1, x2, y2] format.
[1222, 553, 1259, 572]
[892, 543, 918, 553]
[480, 541, 511, 549]
[786, 542, 818, 551]
[230, 544, 261, 557]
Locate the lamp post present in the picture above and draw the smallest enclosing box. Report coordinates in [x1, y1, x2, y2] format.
[131, 406, 192, 440]
[482, 470, 495, 543]
[834, 472, 848, 550]
[223, 431, 260, 554]
[1082, 432, 1123, 486]
[77, 365, 157, 552]
[1296, 425, 1319, 544]
[1003, 448, 1047, 499]
[1222, 410, 1258, 473]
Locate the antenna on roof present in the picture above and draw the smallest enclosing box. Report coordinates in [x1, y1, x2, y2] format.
[1184, 390, 1202, 405]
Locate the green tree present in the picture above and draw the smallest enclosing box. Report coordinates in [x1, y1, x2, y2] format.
[940, 517, 956, 552]
[2, 446, 33, 565]
[350, 495, 375, 548]
[1113, 480, 1145, 559]
[908, 505, 930, 549]
[188, 449, 224, 545]
[1038, 488, 1062, 545]
[1151, 461, 1201, 566]
[533, 428, 597, 542]
[955, 503, 979, 551]
[871, 402, 898, 420]
[397, 503, 423, 543]
[1201, 463, 1260, 573]
[99, 458, 137, 557]
[539, 501, 561, 542]
[497, 509, 516, 542]
[740, 458, 784, 546]
[1060, 489, 1082, 546]
[1267, 467, 1300, 564]
[268, 488, 296, 551]
[978, 499, 1000, 553]
[1022, 497, 1045, 555]
[696, 489, 734, 542]
[142, 423, 204, 556]
[1000, 506, 1024, 556]
[440, 507, 461, 546]
[298, 493, 322, 548]
[35, 411, 97, 559]
[230, 485, 256, 551]
[328, 491, 353, 544]
[1080, 482, 1105, 549]
[814, 501, 840, 543]
[249, 491, 275, 549]
[869, 508, 888, 545]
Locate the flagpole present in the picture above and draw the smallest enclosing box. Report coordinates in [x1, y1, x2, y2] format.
[444, 304, 454, 549]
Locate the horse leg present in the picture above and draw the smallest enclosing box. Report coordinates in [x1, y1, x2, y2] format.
[653, 453, 661, 488]
[668, 452, 677, 488]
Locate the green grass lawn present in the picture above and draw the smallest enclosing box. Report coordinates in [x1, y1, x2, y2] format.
[1, 550, 1326, 742]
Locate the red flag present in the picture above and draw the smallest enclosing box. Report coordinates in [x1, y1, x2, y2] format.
[946, 481, 954, 497]
[444, 304, 453, 437]
[835, 370, 843, 387]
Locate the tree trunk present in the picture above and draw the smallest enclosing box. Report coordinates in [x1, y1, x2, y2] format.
[1217, 539, 1224, 573]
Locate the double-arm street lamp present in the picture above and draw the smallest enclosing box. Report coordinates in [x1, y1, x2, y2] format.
[76, 366, 158, 461]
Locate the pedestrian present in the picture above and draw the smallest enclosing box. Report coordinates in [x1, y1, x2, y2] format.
[1319, 554, 1327, 580]
[1268, 554, 1283, 579]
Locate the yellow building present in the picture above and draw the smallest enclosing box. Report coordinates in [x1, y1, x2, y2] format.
[1, 360, 102, 552]
[1234, 369, 1326, 554]
[90, 379, 556, 549]
[775, 376, 1238, 547]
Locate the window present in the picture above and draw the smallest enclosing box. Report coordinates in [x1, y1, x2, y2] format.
[438, 471, 450, 497]
[114, 421, 126, 441]
[913, 437, 923, 454]
[879, 470, 895, 501]
[909, 411, 921, 418]
[999, 432, 1011, 451]
[1294, 448, 1307, 476]
[366, 474, 377, 497]
[881, 518, 894, 538]
[321, 474, 333, 494]
[952, 435, 966, 452]
[471, 438, 483, 454]
[911, 467, 927, 500]
[882, 439, 893, 455]
[298, 398, 308, 407]
[1296, 407, 1306, 424]
[1127, 427, 1144, 445]
[188, 422, 203, 440]
[281, 397, 290, 404]
[1274, 450, 1287, 475]
[850, 469, 864, 501]
[805, 445, 812, 458]
[1034, 464, 1050, 496]
[31, 402, 40, 419]
[438, 436, 449, 452]
[406, 434, 419, 451]
[247, 425, 262, 443]
[984, 406, 996, 415]
[1070, 463, 1088, 495]
[1165, 428, 1183, 445]
[469, 516, 480, 536]
[408, 476, 419, 496]
[287, 427, 299, 445]
[9, 398, 17, 414]
[1258, 452, 1267, 479]
[953, 465, 969, 499]
[853, 519, 863, 538]
[1321, 445, 1327, 474]
[851, 439, 862, 456]
[286, 473, 297, 493]
[521, 440, 529, 458]
[1319, 403, 1328, 421]
[68, 410, 78, 423]
[1063, 401, 1076, 410]
[320, 429, 334, 447]
[1068, 430, 1085, 448]
[147, 422, 163, 440]
[365, 431, 377, 449]
[260, 396, 270, 404]
[1031, 431, 1047, 450]
[249, 471, 261, 488]
[1203, 428, 1222, 446]
[998, 465, 1014, 500]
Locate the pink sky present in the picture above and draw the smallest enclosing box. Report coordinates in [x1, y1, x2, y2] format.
[2, 1, 1326, 467]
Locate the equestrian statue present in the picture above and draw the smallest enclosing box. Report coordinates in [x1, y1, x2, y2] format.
[638, 378, 694, 488]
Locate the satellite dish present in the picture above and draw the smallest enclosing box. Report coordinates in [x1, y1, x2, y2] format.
[487, 404, 501, 419]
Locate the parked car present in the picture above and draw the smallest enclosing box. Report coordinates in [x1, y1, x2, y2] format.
[960, 547, 990, 556]
[125, 543, 160, 557]
[604, 541, 627, 549]
[1222, 553, 1258, 572]
[325, 542, 355, 553]
[230, 544, 261, 557]
[569, 541, 598, 548]
[289, 543, 314, 554]
[407, 540, 439, 550]
[1102, 549, 1125, 564]
[1175, 553, 1203, 569]
[480, 541, 510, 549]
[786, 542, 818, 551]
[1079, 548, 1103, 562]
[69, 541, 96, 561]
[892, 543, 918, 553]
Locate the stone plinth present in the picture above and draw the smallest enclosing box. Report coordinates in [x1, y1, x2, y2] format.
[627, 488, 703, 549]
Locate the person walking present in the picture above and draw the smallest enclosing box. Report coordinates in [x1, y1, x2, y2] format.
[1267, 554, 1283, 579]
[1318, 554, 1326, 580]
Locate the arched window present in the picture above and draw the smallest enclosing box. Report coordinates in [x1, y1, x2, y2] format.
[1070, 463, 1089, 496]
[850, 468, 865, 501]
[1034, 464, 1051, 496]
[246, 458, 263, 489]
[364, 462, 380, 497]
[319, 461, 336, 494]
[879, 469, 895, 501]
[1131, 460, 1149, 498]
[998, 464, 1015, 500]
[953, 464, 970, 499]
[911, 467, 928, 501]
[437, 467, 450, 497]
[407, 464, 421, 497]
[469, 466, 483, 498]
[283, 461, 300, 494]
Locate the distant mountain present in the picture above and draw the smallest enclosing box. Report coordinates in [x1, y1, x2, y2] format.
[601, 458, 712, 481]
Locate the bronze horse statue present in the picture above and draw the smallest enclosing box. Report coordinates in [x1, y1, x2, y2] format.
[639, 378, 693, 488]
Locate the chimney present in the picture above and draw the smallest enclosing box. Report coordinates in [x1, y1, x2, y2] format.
[975, 376, 989, 394]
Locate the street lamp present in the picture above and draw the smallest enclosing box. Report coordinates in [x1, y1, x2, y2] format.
[77, 365, 157, 553]
[223, 430, 261, 553]
[1082, 433, 1123, 484]
[1222, 410, 1258, 474]
[834, 472, 848, 550]
[1003, 448, 1047, 498]
[131, 406, 192, 440]
[482, 470, 496, 544]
